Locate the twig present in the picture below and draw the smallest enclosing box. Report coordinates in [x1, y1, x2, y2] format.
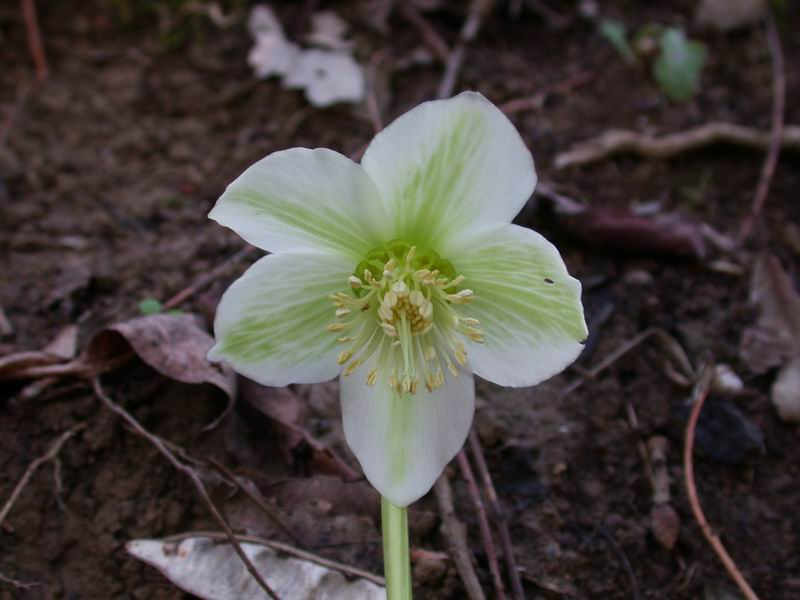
[91, 377, 281, 600]
[499, 70, 594, 115]
[209, 458, 306, 548]
[397, 2, 451, 64]
[0, 423, 85, 527]
[457, 450, 506, 600]
[598, 526, 641, 600]
[433, 474, 486, 600]
[20, 0, 48, 79]
[738, 10, 785, 245]
[0, 571, 42, 590]
[163, 530, 385, 586]
[437, 0, 493, 99]
[554, 122, 800, 170]
[683, 366, 760, 600]
[468, 431, 525, 600]
[561, 327, 694, 398]
[161, 245, 258, 311]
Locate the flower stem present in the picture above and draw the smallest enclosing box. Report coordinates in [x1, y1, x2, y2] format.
[381, 496, 412, 599]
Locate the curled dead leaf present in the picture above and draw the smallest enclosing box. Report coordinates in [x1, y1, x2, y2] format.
[127, 535, 385, 600]
[88, 314, 235, 429]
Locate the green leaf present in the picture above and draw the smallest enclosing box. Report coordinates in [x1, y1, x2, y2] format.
[138, 297, 163, 315]
[654, 28, 707, 102]
[599, 19, 636, 64]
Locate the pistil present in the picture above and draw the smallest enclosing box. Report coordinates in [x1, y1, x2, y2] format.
[328, 241, 484, 394]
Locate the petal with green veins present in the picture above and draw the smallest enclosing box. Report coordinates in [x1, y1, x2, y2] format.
[360, 91, 536, 252]
[456, 224, 587, 387]
[340, 356, 475, 507]
[208, 251, 350, 386]
[210, 148, 390, 261]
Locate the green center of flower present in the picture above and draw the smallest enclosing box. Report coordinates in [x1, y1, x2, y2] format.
[327, 240, 484, 395]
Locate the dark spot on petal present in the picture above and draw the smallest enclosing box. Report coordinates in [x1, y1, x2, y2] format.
[544, 278, 554, 284]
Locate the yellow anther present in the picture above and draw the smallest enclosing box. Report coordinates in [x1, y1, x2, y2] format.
[348, 276, 362, 288]
[335, 308, 351, 318]
[327, 323, 345, 332]
[409, 290, 424, 306]
[337, 350, 353, 365]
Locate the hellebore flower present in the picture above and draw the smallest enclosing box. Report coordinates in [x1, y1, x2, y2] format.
[208, 92, 587, 508]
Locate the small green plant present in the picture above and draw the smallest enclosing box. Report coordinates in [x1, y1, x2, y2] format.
[138, 297, 182, 316]
[599, 17, 707, 102]
[599, 19, 635, 64]
[654, 28, 707, 102]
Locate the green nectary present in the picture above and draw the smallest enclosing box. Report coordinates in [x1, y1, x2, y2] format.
[354, 239, 456, 286]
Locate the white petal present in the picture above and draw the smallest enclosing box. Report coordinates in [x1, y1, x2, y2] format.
[210, 148, 389, 260]
[208, 252, 349, 386]
[340, 358, 475, 507]
[360, 91, 535, 252]
[457, 224, 587, 387]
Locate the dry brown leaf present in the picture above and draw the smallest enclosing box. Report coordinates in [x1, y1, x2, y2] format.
[740, 254, 800, 421]
[88, 314, 236, 428]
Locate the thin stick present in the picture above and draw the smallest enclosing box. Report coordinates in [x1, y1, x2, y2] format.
[433, 475, 486, 600]
[0, 423, 85, 527]
[209, 458, 306, 548]
[91, 378, 281, 600]
[683, 367, 760, 600]
[397, 2, 451, 64]
[457, 450, 506, 599]
[162, 245, 257, 311]
[468, 431, 525, 600]
[437, 0, 493, 99]
[0, 571, 42, 590]
[163, 530, 385, 586]
[499, 70, 594, 115]
[554, 122, 800, 170]
[738, 10, 785, 245]
[20, 0, 48, 79]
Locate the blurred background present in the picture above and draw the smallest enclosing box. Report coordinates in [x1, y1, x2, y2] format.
[1, 1, 799, 598]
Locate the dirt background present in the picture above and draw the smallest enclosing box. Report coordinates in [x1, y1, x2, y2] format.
[2, 1, 799, 598]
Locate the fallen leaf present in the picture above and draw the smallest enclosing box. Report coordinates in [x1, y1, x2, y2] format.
[89, 314, 236, 429]
[127, 535, 385, 600]
[740, 253, 800, 421]
[558, 208, 706, 260]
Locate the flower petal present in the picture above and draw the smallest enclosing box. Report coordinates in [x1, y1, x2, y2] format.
[340, 358, 475, 507]
[457, 224, 587, 387]
[208, 252, 349, 386]
[210, 148, 390, 260]
[360, 91, 535, 252]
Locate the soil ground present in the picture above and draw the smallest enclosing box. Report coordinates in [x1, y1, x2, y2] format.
[2, 1, 799, 598]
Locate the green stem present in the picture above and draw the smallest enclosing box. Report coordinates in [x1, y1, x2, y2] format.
[381, 496, 412, 599]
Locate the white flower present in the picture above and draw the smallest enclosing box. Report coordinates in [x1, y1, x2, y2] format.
[208, 92, 587, 507]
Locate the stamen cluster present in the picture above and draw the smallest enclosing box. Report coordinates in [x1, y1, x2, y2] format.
[328, 242, 484, 394]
